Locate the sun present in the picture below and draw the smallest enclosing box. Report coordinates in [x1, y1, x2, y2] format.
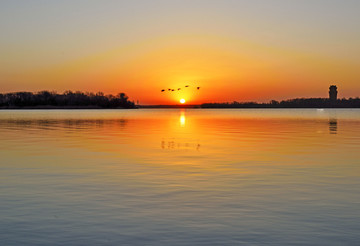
[180, 98, 186, 104]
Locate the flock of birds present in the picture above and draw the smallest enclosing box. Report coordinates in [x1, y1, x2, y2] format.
[161, 85, 200, 92]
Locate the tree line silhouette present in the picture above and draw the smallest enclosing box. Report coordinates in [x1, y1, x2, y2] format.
[201, 98, 360, 108]
[0, 91, 135, 109]
[1, 91, 359, 109]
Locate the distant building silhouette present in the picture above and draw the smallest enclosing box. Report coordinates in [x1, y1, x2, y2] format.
[329, 85, 338, 101]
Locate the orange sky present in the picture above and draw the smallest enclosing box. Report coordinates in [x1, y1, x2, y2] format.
[1, 1, 360, 104]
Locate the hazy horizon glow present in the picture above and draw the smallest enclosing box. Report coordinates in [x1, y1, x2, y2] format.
[1, 0, 360, 104]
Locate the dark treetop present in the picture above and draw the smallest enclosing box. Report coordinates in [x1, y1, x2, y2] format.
[0, 91, 136, 109]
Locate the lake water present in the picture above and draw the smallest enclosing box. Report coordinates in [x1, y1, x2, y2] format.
[0, 109, 359, 245]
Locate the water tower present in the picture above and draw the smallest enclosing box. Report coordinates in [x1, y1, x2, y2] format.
[329, 85, 338, 101]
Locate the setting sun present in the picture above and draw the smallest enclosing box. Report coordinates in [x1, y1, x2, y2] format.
[180, 99, 186, 104]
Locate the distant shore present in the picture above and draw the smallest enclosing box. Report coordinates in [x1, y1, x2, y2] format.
[200, 98, 360, 108]
[139, 98, 360, 109]
[140, 105, 360, 109]
[139, 104, 200, 109]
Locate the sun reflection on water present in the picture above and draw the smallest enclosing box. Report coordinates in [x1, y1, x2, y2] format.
[180, 110, 186, 127]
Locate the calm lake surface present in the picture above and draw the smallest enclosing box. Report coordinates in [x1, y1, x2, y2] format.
[1, 109, 359, 245]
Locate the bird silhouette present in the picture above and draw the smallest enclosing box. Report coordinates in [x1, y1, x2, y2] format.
[161, 89, 165, 92]
[172, 89, 175, 91]
[168, 89, 171, 91]
[178, 88, 181, 90]
[197, 87, 200, 90]
[185, 85, 189, 87]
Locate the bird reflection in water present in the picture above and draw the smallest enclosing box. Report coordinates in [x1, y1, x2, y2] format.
[329, 118, 338, 134]
[161, 139, 200, 151]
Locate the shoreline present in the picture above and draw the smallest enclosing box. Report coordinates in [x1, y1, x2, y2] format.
[1, 106, 360, 110]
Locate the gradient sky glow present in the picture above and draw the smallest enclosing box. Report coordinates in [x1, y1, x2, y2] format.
[1, 0, 360, 104]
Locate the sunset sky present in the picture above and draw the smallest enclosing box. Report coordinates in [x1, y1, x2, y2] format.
[1, 0, 360, 104]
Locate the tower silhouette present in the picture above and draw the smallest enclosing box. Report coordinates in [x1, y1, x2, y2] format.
[329, 85, 338, 102]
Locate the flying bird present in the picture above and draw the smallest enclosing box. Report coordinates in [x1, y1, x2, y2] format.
[168, 89, 171, 91]
[172, 89, 175, 91]
[197, 87, 200, 90]
[178, 88, 181, 90]
[161, 89, 165, 92]
[185, 85, 189, 87]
